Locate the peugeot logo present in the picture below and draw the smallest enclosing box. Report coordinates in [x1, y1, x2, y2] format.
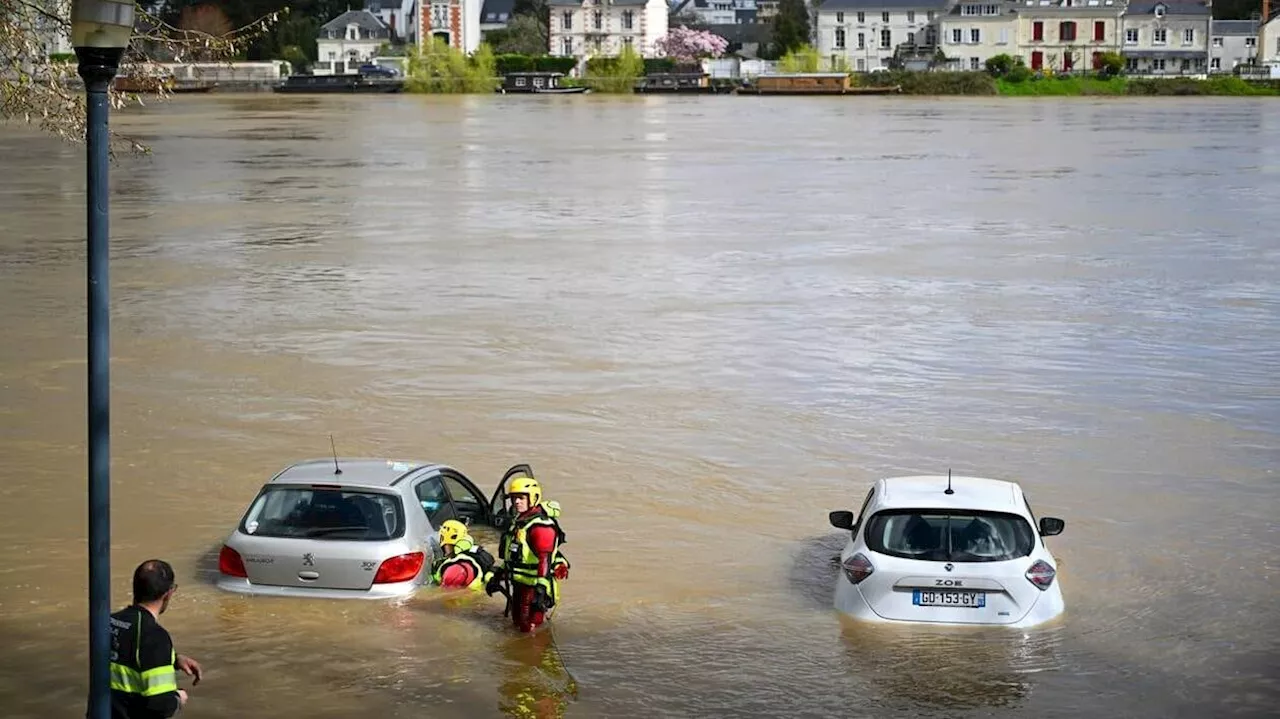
[302, 553, 315, 567]
[944, 562, 954, 572]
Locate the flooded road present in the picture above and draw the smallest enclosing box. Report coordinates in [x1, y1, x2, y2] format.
[1, 94, 1277, 718]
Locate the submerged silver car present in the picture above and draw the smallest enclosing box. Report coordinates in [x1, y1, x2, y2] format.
[215, 458, 527, 599]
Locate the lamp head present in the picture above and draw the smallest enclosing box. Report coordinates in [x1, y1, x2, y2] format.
[71, 0, 135, 49]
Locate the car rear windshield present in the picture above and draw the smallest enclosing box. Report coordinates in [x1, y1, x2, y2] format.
[240, 486, 405, 541]
[864, 509, 1035, 562]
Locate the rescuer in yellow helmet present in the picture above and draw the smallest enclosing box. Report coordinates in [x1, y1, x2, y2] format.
[485, 474, 570, 633]
[432, 519, 496, 590]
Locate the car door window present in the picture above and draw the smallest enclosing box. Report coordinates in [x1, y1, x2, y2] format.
[441, 474, 487, 526]
[414, 476, 455, 527]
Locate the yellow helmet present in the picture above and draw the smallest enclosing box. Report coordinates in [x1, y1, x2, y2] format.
[437, 519, 469, 548]
[505, 475, 542, 507]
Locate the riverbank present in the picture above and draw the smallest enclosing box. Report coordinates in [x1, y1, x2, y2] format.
[864, 71, 1280, 96]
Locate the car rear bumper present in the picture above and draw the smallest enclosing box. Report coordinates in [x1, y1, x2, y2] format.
[835, 581, 1065, 629]
[214, 575, 423, 600]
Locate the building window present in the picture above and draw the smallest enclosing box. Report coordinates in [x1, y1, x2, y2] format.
[970, 56, 980, 69]
[562, 11, 572, 29]
[950, 28, 962, 44]
[1060, 21, 1076, 42]
[1212, 36, 1223, 47]
[962, 4, 981, 15]
[984, 4, 999, 14]
[927, 10, 935, 20]
[1153, 58, 1166, 71]
[857, 11, 865, 22]
[1063, 50, 1073, 70]
[882, 11, 890, 22]
[857, 58, 866, 70]
[907, 11, 915, 22]
[1154, 4, 1165, 17]
[1033, 21, 1043, 41]
[593, 10, 601, 29]
[1245, 36, 1257, 47]
[998, 27, 1009, 44]
[622, 10, 633, 29]
[880, 28, 891, 48]
[562, 36, 572, 54]
[1091, 50, 1103, 68]
[1125, 28, 1138, 44]
[1031, 50, 1043, 69]
[1094, 20, 1105, 41]
[969, 27, 980, 43]
[1153, 28, 1167, 45]
[623, 35, 633, 47]
[1125, 57, 1137, 70]
[1182, 28, 1194, 44]
[835, 27, 846, 48]
[836, 11, 844, 22]
[908, 31, 916, 44]
[1211, 57, 1221, 69]
[1180, 58, 1190, 71]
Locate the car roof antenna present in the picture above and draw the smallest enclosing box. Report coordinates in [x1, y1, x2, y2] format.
[944, 468, 954, 495]
[329, 434, 343, 475]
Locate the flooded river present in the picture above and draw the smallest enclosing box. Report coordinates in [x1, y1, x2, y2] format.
[1, 94, 1277, 718]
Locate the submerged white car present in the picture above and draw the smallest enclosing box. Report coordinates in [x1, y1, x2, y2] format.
[829, 475, 1066, 628]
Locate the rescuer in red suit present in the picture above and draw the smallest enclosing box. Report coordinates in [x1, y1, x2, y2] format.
[486, 475, 569, 633]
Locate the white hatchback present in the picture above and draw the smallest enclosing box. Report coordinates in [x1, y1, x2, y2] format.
[829, 475, 1066, 628]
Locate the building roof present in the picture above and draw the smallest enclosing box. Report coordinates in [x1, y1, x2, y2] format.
[549, 0, 648, 5]
[321, 9, 391, 35]
[1125, 1, 1210, 16]
[819, 0, 950, 9]
[481, 0, 516, 23]
[707, 21, 771, 44]
[1212, 19, 1258, 35]
[1009, 0, 1124, 13]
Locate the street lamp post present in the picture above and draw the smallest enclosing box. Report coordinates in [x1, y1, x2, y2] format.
[70, 2, 134, 718]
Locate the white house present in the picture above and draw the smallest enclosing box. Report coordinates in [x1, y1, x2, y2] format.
[316, 10, 393, 75]
[1210, 19, 1258, 72]
[1016, 0, 1124, 73]
[365, 0, 420, 44]
[938, 0, 1021, 71]
[548, 0, 670, 60]
[1119, 0, 1211, 76]
[1262, 10, 1280, 64]
[815, 0, 950, 71]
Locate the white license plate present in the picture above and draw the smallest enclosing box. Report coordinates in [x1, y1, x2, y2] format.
[912, 589, 987, 608]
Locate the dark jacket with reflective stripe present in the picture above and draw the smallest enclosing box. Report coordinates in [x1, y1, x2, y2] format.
[109, 606, 180, 719]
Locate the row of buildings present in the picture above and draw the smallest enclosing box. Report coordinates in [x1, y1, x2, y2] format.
[312, 0, 1278, 78]
[812, 0, 1280, 76]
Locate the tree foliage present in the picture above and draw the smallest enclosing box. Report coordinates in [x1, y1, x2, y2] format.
[654, 26, 728, 63]
[485, 14, 548, 55]
[770, 0, 810, 55]
[583, 44, 643, 92]
[1, 0, 281, 153]
[511, 0, 550, 47]
[405, 36, 499, 93]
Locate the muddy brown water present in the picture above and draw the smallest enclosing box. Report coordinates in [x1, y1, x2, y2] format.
[0, 94, 1277, 718]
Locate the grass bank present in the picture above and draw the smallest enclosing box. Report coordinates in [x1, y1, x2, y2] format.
[852, 71, 1280, 97]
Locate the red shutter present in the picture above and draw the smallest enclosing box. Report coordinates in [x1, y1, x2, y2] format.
[1094, 20, 1105, 41]
[1033, 21, 1044, 41]
[1031, 51, 1043, 69]
[1063, 52, 1074, 71]
[1091, 51, 1103, 69]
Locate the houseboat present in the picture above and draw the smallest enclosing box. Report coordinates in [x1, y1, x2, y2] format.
[498, 72, 589, 94]
[634, 72, 715, 94]
[736, 73, 901, 95]
[112, 72, 215, 94]
[272, 73, 404, 94]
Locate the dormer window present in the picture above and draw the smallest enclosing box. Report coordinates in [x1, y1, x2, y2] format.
[1153, 3, 1166, 17]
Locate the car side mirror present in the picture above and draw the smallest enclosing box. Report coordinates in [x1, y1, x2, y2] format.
[829, 510, 855, 531]
[1039, 517, 1065, 537]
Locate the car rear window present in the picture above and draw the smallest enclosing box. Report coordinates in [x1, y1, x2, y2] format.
[240, 486, 405, 541]
[864, 509, 1034, 562]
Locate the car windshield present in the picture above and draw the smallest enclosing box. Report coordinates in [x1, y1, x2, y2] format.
[240, 486, 405, 541]
[864, 509, 1034, 562]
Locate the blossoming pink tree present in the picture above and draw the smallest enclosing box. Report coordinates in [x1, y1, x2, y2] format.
[654, 26, 730, 65]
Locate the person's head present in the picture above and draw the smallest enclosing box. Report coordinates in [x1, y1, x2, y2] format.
[437, 519, 470, 556]
[505, 475, 542, 515]
[132, 559, 177, 613]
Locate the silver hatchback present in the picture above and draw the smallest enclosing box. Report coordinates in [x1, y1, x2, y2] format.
[215, 458, 527, 599]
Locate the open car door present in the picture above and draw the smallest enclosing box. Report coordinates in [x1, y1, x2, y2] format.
[489, 463, 534, 531]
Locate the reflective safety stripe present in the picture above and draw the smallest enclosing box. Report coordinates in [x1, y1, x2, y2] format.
[110, 663, 178, 696]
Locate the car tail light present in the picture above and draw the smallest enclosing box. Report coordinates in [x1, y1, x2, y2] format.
[1025, 559, 1056, 590]
[218, 545, 247, 578]
[373, 552, 426, 584]
[841, 552, 874, 585]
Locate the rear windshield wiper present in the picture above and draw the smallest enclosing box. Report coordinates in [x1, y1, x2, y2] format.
[305, 526, 370, 537]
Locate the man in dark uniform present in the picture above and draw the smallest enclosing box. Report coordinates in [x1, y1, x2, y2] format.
[108, 560, 203, 718]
